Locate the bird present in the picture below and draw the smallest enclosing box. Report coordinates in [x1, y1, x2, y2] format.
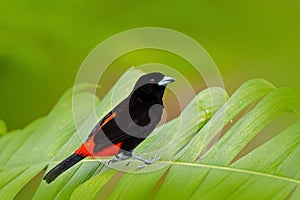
[43, 72, 175, 183]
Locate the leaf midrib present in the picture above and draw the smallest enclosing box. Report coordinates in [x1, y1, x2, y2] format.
[78, 159, 300, 185]
[164, 161, 300, 185]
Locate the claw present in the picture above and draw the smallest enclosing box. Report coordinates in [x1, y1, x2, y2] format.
[108, 153, 131, 165]
[132, 154, 160, 169]
[108, 155, 120, 165]
[136, 164, 147, 169]
[110, 153, 160, 169]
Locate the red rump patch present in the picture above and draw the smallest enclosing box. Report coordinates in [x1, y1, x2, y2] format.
[94, 142, 123, 157]
[75, 138, 123, 157]
[74, 112, 121, 157]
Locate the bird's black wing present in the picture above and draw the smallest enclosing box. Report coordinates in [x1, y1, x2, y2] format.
[93, 99, 163, 153]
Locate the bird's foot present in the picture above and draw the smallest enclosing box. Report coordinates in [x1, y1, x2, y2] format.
[108, 153, 131, 165]
[132, 154, 160, 169]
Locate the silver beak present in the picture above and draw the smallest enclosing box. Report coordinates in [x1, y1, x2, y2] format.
[158, 76, 175, 86]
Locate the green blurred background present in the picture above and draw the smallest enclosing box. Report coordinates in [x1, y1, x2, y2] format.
[1, 0, 300, 130]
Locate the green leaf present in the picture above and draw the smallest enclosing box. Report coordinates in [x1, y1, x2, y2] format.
[0, 119, 7, 136]
[201, 87, 300, 165]
[179, 78, 276, 162]
[1, 69, 300, 200]
[0, 83, 99, 199]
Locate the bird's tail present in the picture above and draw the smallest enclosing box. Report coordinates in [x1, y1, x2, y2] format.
[43, 153, 86, 184]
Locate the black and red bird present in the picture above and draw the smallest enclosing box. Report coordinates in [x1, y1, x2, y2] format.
[44, 72, 175, 183]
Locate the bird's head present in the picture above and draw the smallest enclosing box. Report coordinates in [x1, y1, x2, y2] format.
[132, 72, 175, 101]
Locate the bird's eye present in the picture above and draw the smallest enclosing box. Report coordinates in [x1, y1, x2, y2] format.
[149, 79, 155, 84]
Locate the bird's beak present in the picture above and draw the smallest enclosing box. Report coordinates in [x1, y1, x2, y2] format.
[158, 76, 175, 86]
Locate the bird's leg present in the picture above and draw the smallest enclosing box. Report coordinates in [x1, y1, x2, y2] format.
[131, 154, 160, 169]
[108, 152, 160, 169]
[108, 155, 120, 165]
[119, 151, 132, 160]
[108, 152, 132, 165]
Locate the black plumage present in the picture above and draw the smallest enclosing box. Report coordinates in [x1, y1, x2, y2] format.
[44, 72, 175, 183]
